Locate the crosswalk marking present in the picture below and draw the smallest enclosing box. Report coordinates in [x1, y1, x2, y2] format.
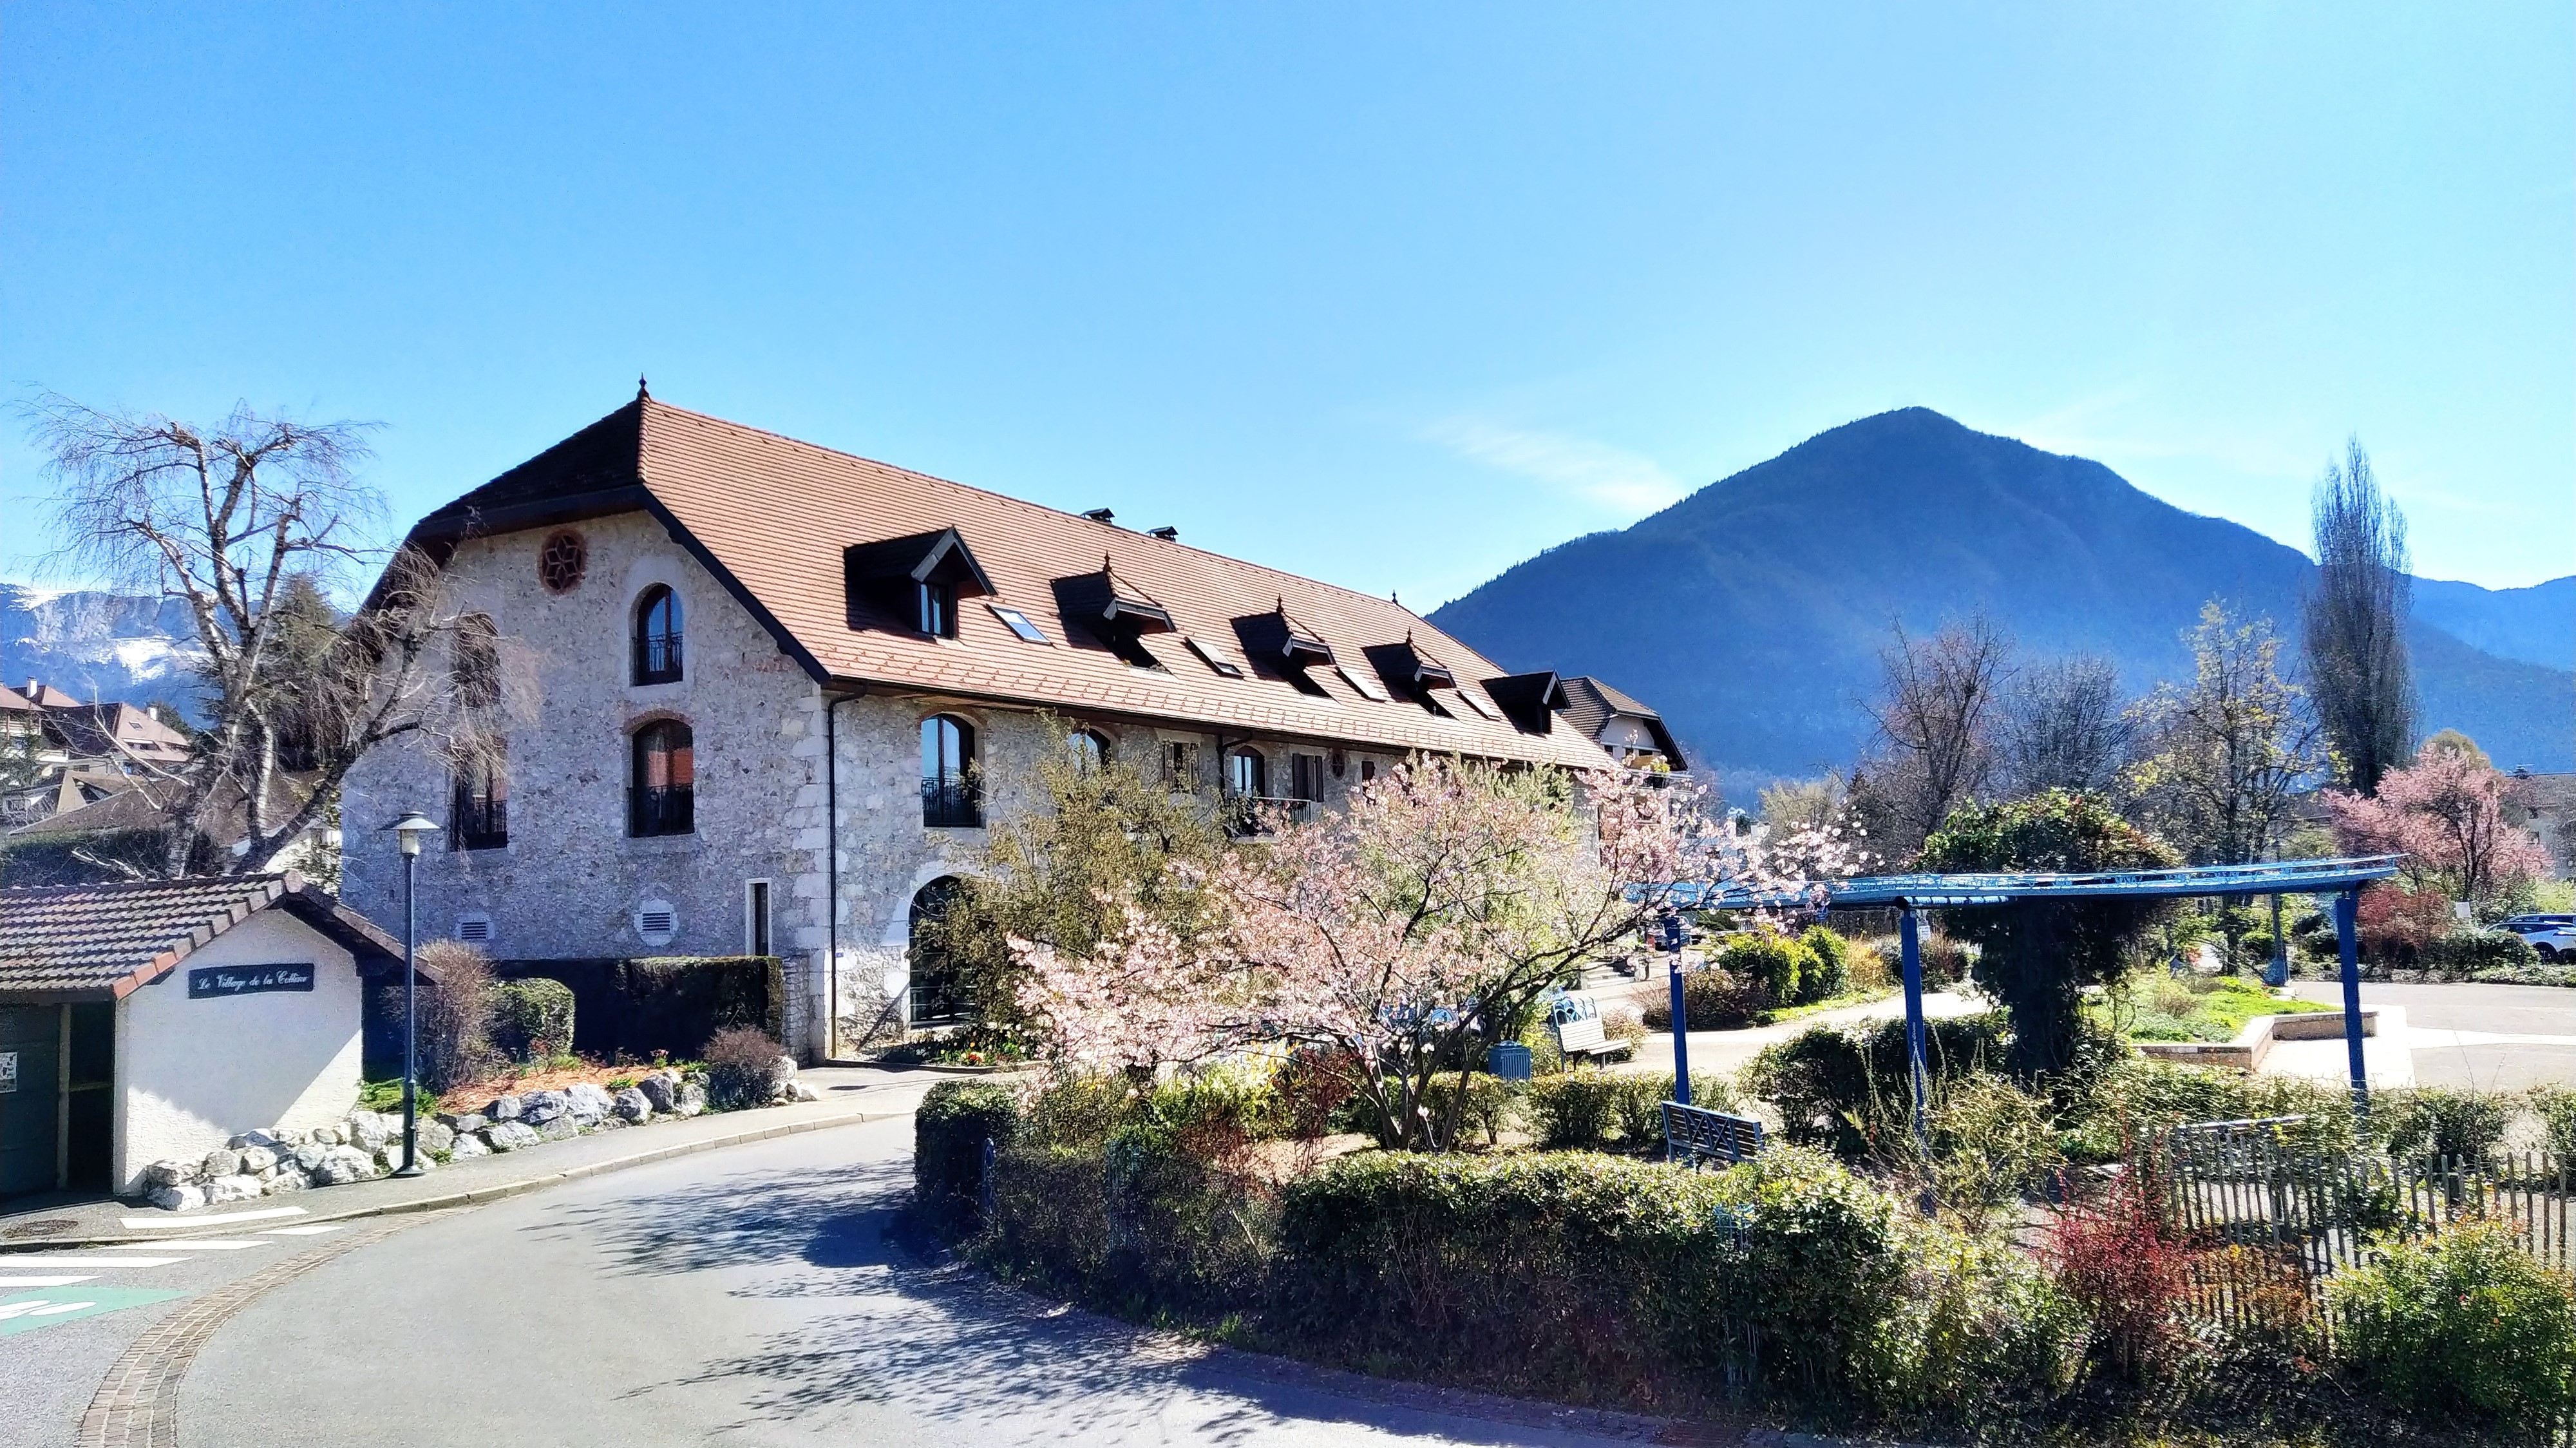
[0, 1275, 98, 1288]
[106, 1239, 265, 1252]
[256, 1224, 347, 1237]
[117, 1205, 308, 1230]
[0, 1255, 185, 1270]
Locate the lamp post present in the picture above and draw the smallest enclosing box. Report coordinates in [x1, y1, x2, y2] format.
[384, 812, 440, 1177]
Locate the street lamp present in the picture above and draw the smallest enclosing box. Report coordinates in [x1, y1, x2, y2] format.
[384, 811, 440, 1177]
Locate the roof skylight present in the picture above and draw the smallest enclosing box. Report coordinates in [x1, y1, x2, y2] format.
[988, 604, 1052, 644]
[1185, 636, 1245, 678]
[1336, 663, 1389, 702]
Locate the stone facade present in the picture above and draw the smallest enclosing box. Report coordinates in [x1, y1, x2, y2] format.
[344, 510, 1397, 1062]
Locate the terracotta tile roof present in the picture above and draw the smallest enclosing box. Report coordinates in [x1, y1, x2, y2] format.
[0, 873, 401, 1000]
[0, 683, 36, 714]
[415, 399, 1620, 769]
[1558, 675, 1688, 769]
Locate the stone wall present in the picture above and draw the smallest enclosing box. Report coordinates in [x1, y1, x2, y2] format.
[345, 509, 1408, 1062]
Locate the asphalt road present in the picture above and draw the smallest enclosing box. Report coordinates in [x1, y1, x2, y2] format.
[2287, 980, 2576, 1091]
[175, 1116, 1654, 1448]
[0, 1211, 374, 1448]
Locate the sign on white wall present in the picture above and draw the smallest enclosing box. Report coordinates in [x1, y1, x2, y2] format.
[187, 964, 316, 999]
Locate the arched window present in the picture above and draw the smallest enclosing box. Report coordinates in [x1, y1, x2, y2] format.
[1226, 747, 1267, 801]
[1225, 747, 1268, 837]
[633, 586, 683, 684]
[629, 719, 695, 836]
[920, 714, 980, 827]
[907, 876, 972, 1026]
[1068, 728, 1110, 773]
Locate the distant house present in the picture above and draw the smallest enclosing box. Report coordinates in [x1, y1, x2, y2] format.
[0, 774, 336, 888]
[2514, 770, 2576, 881]
[1557, 676, 1689, 772]
[0, 681, 195, 828]
[0, 873, 400, 1199]
[343, 393, 1629, 1058]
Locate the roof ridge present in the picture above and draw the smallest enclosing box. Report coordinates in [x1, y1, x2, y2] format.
[636, 400, 1448, 642]
[0, 872, 289, 899]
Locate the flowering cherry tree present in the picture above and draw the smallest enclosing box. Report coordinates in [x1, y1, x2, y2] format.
[2325, 741, 2550, 904]
[1014, 756, 1861, 1151]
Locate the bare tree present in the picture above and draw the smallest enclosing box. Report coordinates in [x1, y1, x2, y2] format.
[27, 395, 507, 878]
[2304, 437, 2415, 794]
[2127, 603, 2333, 865]
[1855, 616, 2012, 859]
[2000, 654, 2137, 797]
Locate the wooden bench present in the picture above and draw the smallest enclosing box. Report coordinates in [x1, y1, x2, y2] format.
[1663, 1100, 1765, 1168]
[1549, 991, 1634, 1066]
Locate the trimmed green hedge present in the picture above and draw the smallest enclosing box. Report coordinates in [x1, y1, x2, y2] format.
[1526, 1072, 1734, 1151]
[915, 1080, 1021, 1235]
[1743, 1012, 2011, 1157]
[1272, 1147, 1904, 1405]
[488, 978, 576, 1061]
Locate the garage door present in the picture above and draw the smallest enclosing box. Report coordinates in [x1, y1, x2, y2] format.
[0, 1005, 61, 1199]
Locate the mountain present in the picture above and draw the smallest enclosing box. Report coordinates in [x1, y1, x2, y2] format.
[0, 584, 205, 710]
[2411, 575, 2571, 671]
[1429, 408, 2573, 784]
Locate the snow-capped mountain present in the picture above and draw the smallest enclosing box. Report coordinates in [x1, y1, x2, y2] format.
[1, 583, 206, 712]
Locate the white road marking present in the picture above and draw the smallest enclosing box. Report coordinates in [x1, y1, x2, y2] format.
[106, 1239, 265, 1252]
[117, 1205, 307, 1230]
[256, 1224, 347, 1237]
[0, 1256, 184, 1269]
[0, 1275, 99, 1288]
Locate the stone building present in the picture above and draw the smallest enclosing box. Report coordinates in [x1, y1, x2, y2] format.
[341, 392, 1653, 1060]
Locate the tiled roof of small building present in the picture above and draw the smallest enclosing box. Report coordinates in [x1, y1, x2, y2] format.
[0, 873, 401, 1000]
[408, 397, 1621, 770]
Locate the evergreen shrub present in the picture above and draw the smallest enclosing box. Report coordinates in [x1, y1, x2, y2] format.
[1743, 1012, 2011, 1157]
[2329, 1219, 2576, 1433]
[915, 1080, 1021, 1235]
[1798, 926, 1852, 1002]
[1271, 1147, 1904, 1406]
[488, 977, 575, 1062]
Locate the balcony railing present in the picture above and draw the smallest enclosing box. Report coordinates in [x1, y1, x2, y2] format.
[634, 630, 684, 685]
[629, 784, 695, 837]
[451, 789, 508, 850]
[1224, 794, 1314, 837]
[921, 780, 981, 828]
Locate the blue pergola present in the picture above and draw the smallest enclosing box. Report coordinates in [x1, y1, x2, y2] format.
[1657, 854, 2405, 1146]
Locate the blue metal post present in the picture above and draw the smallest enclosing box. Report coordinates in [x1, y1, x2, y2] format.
[2335, 886, 2368, 1117]
[1665, 913, 1690, 1104]
[1899, 902, 1928, 1153]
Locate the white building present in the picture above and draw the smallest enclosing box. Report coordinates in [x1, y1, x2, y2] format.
[0, 872, 400, 1198]
[342, 392, 1665, 1060]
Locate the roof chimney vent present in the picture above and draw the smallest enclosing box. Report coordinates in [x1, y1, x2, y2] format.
[1147, 526, 1179, 541]
[1081, 508, 1115, 524]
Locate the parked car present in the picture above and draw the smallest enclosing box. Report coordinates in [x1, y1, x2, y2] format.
[2501, 915, 2576, 962]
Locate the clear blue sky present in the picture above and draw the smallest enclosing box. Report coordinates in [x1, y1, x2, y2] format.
[6, 3, 2569, 604]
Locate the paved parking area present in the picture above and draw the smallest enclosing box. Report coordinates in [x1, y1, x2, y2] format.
[2287, 981, 2576, 1091]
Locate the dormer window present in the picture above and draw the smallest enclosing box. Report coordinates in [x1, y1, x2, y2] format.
[633, 586, 683, 684]
[917, 579, 954, 638]
[1053, 558, 1174, 669]
[844, 528, 994, 634]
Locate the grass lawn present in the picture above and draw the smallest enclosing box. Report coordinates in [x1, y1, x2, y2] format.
[2110, 972, 2336, 1042]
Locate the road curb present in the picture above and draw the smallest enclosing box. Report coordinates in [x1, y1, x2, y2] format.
[2, 1104, 911, 1252]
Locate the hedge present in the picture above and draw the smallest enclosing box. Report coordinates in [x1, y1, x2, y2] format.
[490, 955, 784, 1060]
[915, 1080, 1021, 1235]
[1271, 1147, 1906, 1406]
[489, 978, 576, 1062]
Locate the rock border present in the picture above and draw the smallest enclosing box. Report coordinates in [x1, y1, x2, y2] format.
[135, 1060, 820, 1213]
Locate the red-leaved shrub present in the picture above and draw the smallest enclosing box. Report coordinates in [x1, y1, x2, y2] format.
[2044, 1170, 2200, 1382]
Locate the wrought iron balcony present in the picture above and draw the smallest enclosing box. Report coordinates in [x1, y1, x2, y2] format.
[920, 780, 981, 828]
[628, 784, 694, 837]
[634, 630, 684, 685]
[451, 788, 508, 850]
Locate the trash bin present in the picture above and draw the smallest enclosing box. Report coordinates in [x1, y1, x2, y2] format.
[1484, 1041, 1533, 1081]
